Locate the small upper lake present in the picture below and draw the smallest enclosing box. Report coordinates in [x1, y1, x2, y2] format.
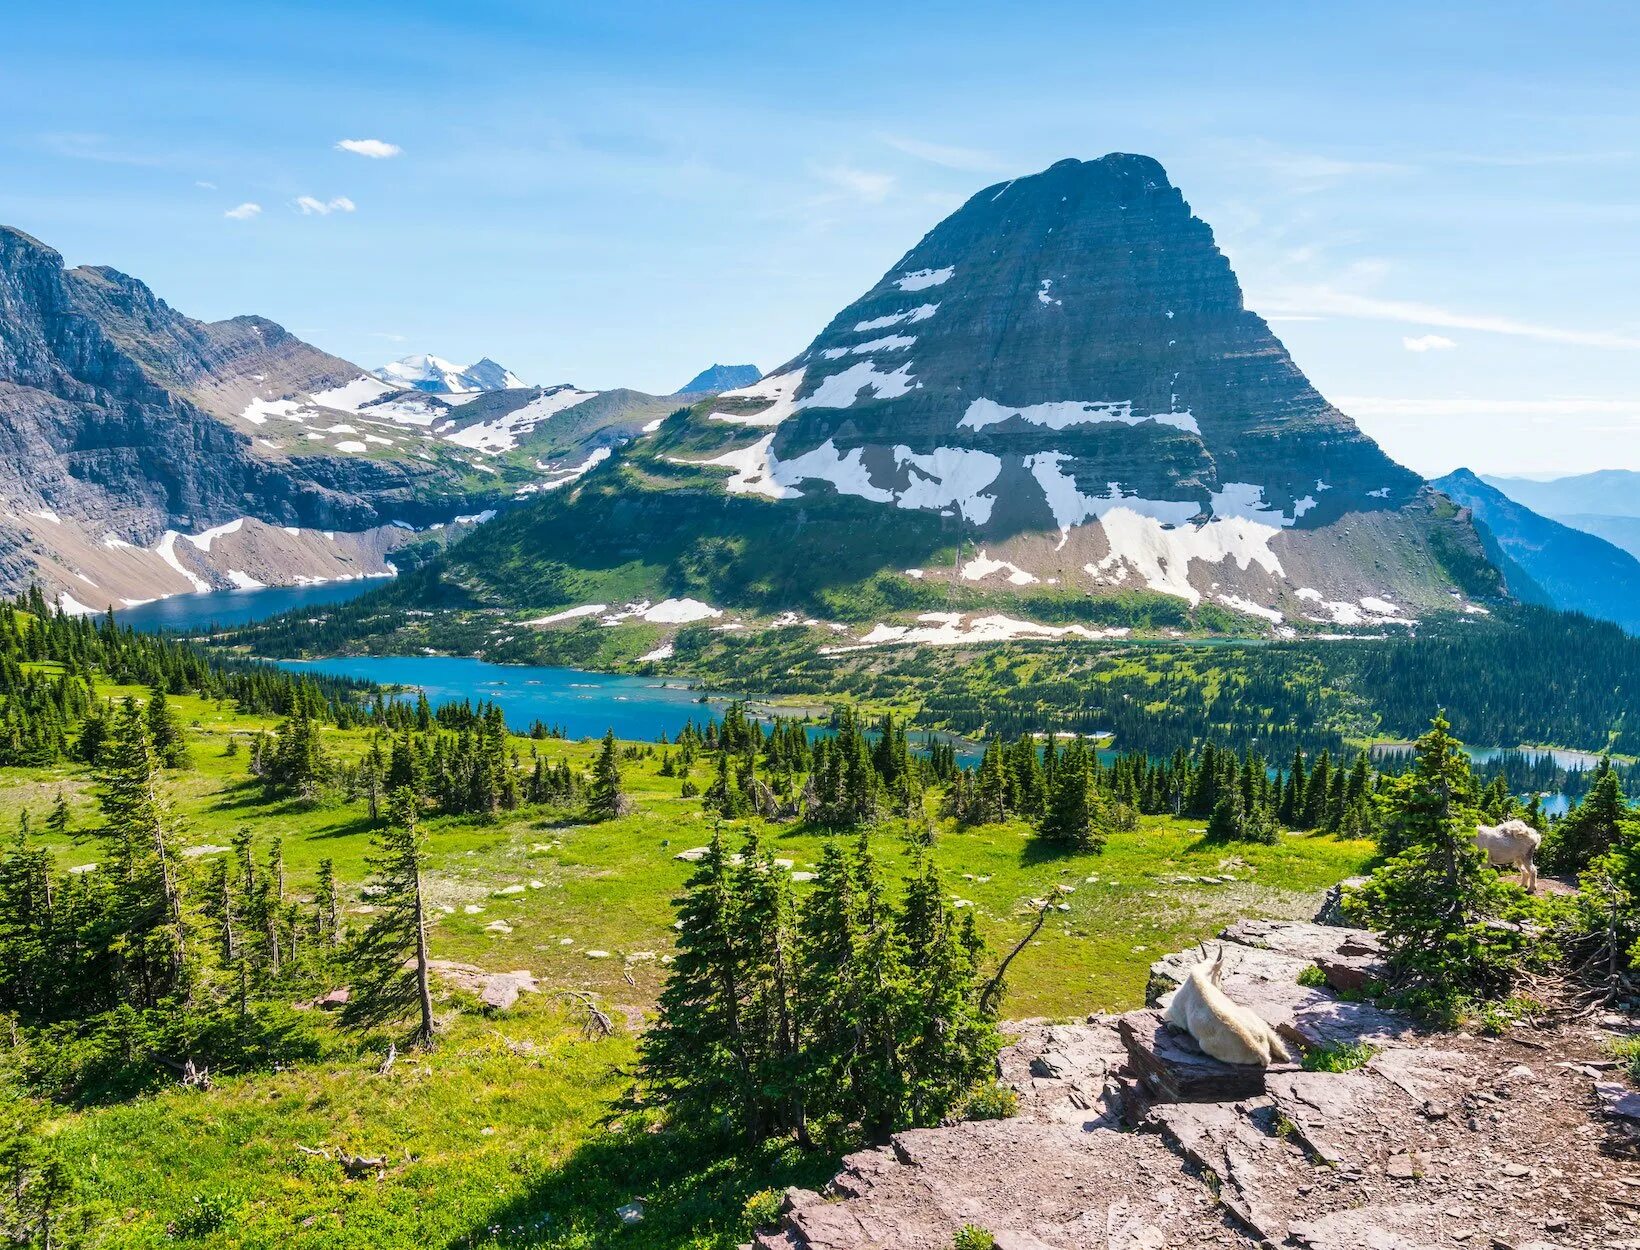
[116, 580, 382, 632]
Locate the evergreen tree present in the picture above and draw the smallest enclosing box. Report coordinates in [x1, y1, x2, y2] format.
[1036, 738, 1108, 852]
[642, 831, 754, 1135]
[1546, 759, 1630, 874]
[1349, 716, 1525, 1014]
[345, 787, 435, 1046]
[588, 729, 629, 820]
[145, 685, 188, 770]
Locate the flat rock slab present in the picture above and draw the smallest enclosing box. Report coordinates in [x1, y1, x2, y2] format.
[762, 1118, 1248, 1250]
[1118, 1010, 1272, 1103]
[1264, 1069, 1392, 1166]
[1219, 918, 1380, 961]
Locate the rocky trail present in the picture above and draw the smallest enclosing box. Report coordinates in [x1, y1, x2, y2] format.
[753, 917, 1640, 1249]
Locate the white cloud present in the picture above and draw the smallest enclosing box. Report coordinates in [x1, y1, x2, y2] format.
[1402, 334, 1457, 352]
[294, 195, 357, 216]
[223, 202, 261, 220]
[1220, 140, 1414, 191]
[878, 134, 1005, 173]
[814, 165, 894, 203]
[1338, 396, 1640, 420]
[336, 138, 401, 159]
[195, 180, 217, 190]
[1255, 284, 1640, 350]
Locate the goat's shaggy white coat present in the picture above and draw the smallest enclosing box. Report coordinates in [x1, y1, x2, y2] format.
[1164, 953, 1292, 1067]
[1475, 819, 1542, 893]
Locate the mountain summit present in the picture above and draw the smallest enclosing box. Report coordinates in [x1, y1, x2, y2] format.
[422, 154, 1499, 633]
[374, 353, 527, 393]
[675, 363, 761, 395]
[718, 153, 1420, 537]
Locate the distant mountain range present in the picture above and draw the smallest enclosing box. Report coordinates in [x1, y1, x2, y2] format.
[675, 363, 761, 395]
[0, 226, 681, 609]
[1435, 469, 1640, 634]
[373, 353, 527, 394]
[399, 153, 1503, 640]
[1480, 470, 1640, 563]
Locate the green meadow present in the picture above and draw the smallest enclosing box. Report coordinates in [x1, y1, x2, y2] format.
[1, 683, 1372, 1247]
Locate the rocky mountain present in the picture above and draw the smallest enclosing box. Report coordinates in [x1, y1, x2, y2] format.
[0, 227, 647, 609]
[1434, 468, 1640, 634]
[373, 353, 527, 394]
[674, 363, 761, 395]
[410, 155, 1500, 639]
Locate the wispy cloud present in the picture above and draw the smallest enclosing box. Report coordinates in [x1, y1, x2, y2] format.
[878, 134, 1005, 173]
[1256, 285, 1640, 350]
[336, 138, 402, 159]
[223, 202, 261, 220]
[1222, 140, 1414, 192]
[813, 165, 894, 203]
[1337, 396, 1640, 420]
[368, 331, 407, 342]
[195, 180, 217, 191]
[1403, 334, 1456, 352]
[295, 195, 356, 216]
[1450, 150, 1631, 168]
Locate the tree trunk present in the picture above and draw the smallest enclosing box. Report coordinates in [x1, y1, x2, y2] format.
[412, 868, 434, 1047]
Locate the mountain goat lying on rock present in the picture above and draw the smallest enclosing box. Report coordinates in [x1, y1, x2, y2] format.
[1164, 952, 1292, 1067]
[1475, 819, 1541, 893]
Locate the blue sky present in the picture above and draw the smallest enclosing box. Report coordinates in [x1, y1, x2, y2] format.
[4, 0, 1637, 474]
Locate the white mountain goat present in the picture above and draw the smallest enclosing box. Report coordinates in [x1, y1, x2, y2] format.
[1475, 818, 1542, 893]
[1164, 952, 1292, 1067]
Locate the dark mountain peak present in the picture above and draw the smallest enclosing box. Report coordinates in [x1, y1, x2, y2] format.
[717, 154, 1417, 539]
[675, 363, 761, 395]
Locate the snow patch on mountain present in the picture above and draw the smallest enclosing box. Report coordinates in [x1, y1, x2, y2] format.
[828, 611, 1128, 651]
[855, 304, 938, 332]
[311, 376, 393, 412]
[800, 360, 920, 409]
[709, 368, 807, 427]
[895, 267, 954, 291]
[1086, 510, 1286, 607]
[821, 334, 917, 360]
[446, 387, 597, 452]
[962, 550, 1039, 585]
[960, 397, 1200, 435]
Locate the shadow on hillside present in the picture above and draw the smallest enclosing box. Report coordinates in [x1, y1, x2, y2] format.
[441, 1114, 838, 1250]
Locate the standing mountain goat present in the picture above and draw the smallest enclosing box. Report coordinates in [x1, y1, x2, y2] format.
[1475, 818, 1541, 893]
[1165, 952, 1292, 1067]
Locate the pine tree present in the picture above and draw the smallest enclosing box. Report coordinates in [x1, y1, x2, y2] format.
[1547, 760, 1630, 874]
[895, 856, 999, 1127]
[145, 685, 188, 769]
[97, 697, 209, 1007]
[345, 786, 435, 1046]
[44, 792, 70, 838]
[314, 858, 341, 947]
[1350, 716, 1524, 1014]
[1037, 738, 1108, 852]
[588, 729, 629, 820]
[641, 831, 754, 1133]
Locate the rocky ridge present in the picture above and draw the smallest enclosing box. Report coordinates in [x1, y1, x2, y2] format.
[0, 226, 665, 607]
[752, 917, 1637, 1249]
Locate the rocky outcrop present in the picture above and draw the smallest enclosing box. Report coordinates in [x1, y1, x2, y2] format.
[754, 919, 1634, 1250]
